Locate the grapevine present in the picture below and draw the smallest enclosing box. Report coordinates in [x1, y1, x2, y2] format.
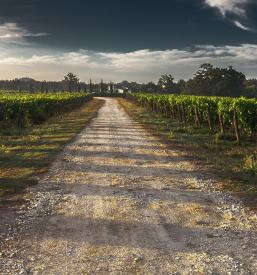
[128, 93, 257, 142]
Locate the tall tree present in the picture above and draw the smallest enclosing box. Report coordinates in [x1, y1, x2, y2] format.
[110, 82, 114, 95]
[184, 64, 246, 97]
[100, 79, 104, 93]
[244, 79, 257, 98]
[158, 74, 176, 93]
[89, 79, 92, 93]
[63, 73, 79, 92]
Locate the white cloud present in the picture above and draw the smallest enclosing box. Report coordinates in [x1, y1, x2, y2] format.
[0, 44, 257, 82]
[0, 55, 57, 65]
[233, 20, 252, 31]
[0, 22, 47, 44]
[205, 0, 248, 16]
[204, 0, 255, 31]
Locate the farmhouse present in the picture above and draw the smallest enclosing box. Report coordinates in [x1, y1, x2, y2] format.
[107, 83, 131, 94]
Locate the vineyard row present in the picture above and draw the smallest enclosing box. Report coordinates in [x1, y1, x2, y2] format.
[128, 93, 257, 142]
[0, 92, 92, 127]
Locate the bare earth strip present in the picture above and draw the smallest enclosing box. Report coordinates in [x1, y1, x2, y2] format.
[0, 98, 257, 274]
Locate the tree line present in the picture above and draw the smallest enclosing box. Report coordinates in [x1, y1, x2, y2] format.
[0, 73, 87, 93]
[0, 64, 256, 98]
[120, 64, 257, 98]
[0, 73, 114, 94]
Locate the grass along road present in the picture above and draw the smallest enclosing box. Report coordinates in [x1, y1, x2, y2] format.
[0, 97, 256, 274]
[119, 98, 257, 209]
[0, 98, 104, 202]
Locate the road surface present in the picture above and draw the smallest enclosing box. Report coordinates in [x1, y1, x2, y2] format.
[0, 98, 256, 274]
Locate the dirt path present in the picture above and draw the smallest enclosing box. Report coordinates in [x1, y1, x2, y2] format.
[0, 98, 257, 274]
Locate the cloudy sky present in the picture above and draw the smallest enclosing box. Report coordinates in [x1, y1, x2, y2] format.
[0, 0, 257, 82]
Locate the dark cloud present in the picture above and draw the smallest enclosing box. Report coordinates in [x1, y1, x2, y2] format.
[0, 0, 257, 81]
[0, 0, 256, 52]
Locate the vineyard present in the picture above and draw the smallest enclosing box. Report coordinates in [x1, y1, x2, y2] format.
[128, 93, 257, 142]
[0, 92, 92, 127]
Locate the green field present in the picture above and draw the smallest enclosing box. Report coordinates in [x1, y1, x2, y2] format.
[0, 92, 92, 128]
[0, 92, 104, 203]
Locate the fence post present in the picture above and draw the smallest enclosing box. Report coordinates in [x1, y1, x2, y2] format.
[218, 113, 224, 137]
[194, 107, 200, 126]
[207, 110, 213, 131]
[233, 109, 240, 143]
[181, 105, 186, 122]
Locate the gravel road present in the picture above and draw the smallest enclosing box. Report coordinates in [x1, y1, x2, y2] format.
[0, 98, 257, 274]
